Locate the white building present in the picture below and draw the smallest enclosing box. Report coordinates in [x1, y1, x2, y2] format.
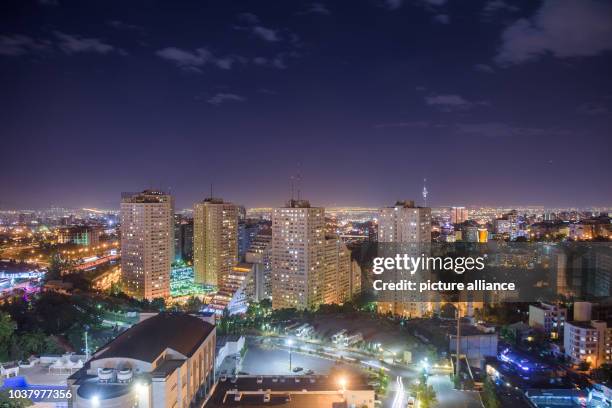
[377, 200, 431, 317]
[378, 200, 431, 243]
[68, 313, 216, 408]
[121, 190, 174, 300]
[564, 320, 612, 369]
[271, 199, 325, 310]
[529, 303, 567, 340]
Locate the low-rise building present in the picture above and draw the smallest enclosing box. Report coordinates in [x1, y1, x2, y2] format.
[58, 225, 101, 246]
[205, 375, 375, 408]
[449, 324, 498, 368]
[528, 303, 567, 340]
[563, 319, 612, 369]
[205, 263, 256, 316]
[68, 312, 216, 408]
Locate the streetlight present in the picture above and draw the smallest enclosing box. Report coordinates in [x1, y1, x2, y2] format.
[286, 339, 294, 372]
[338, 377, 347, 392]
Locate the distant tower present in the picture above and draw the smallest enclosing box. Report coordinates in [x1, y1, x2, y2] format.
[422, 178, 428, 207]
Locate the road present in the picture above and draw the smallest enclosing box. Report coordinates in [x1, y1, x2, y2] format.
[391, 376, 405, 408]
[254, 335, 482, 408]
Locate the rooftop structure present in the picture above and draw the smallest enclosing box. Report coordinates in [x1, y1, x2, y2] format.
[68, 312, 216, 408]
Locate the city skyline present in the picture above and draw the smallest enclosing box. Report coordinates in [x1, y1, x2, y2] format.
[2, 0, 612, 208]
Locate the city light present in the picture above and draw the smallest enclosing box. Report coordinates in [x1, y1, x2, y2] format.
[338, 376, 347, 391]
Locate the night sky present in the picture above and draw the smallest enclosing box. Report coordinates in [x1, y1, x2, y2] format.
[2, 0, 611, 209]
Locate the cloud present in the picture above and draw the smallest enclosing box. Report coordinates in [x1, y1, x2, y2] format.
[433, 14, 450, 24]
[207, 93, 246, 106]
[474, 63, 495, 73]
[425, 94, 472, 110]
[156, 47, 242, 72]
[107, 20, 144, 33]
[253, 55, 285, 69]
[495, 0, 612, 65]
[482, 0, 519, 17]
[384, 0, 403, 10]
[300, 3, 331, 15]
[455, 122, 571, 137]
[253, 52, 298, 69]
[54, 31, 121, 55]
[577, 102, 610, 115]
[0, 34, 51, 56]
[251, 26, 280, 42]
[237, 13, 260, 24]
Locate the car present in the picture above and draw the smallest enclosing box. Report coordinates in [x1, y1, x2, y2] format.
[305, 369, 314, 375]
[257, 376, 263, 384]
[220, 375, 227, 382]
[407, 396, 416, 406]
[272, 376, 278, 383]
[231, 376, 238, 384]
[293, 367, 303, 372]
[263, 394, 270, 402]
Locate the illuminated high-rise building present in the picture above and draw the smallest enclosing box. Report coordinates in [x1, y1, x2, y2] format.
[377, 200, 431, 317]
[245, 231, 272, 301]
[323, 236, 361, 304]
[120, 190, 174, 300]
[450, 206, 469, 224]
[193, 198, 238, 286]
[271, 199, 325, 310]
[378, 200, 431, 243]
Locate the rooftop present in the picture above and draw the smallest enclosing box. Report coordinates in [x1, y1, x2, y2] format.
[92, 312, 215, 363]
[207, 375, 372, 408]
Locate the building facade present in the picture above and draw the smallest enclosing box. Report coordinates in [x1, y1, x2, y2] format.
[322, 236, 361, 304]
[377, 200, 431, 317]
[271, 199, 325, 310]
[68, 313, 216, 408]
[450, 206, 469, 224]
[529, 303, 567, 340]
[245, 232, 272, 301]
[193, 198, 238, 287]
[564, 320, 611, 369]
[120, 190, 173, 300]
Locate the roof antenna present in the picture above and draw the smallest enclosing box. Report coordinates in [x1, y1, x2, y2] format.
[296, 162, 303, 201]
[210, 183, 213, 200]
[422, 178, 428, 207]
[290, 176, 295, 201]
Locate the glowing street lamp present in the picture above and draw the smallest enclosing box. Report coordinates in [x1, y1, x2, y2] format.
[338, 377, 347, 392]
[286, 339, 294, 372]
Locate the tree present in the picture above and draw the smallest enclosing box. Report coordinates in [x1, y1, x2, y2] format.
[0, 312, 17, 361]
[45, 253, 64, 281]
[184, 297, 203, 313]
[409, 373, 437, 408]
[482, 377, 500, 408]
[0, 389, 33, 407]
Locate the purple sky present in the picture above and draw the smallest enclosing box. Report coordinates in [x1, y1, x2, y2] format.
[1, 0, 611, 209]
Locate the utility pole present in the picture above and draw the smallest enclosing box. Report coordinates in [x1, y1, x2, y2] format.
[456, 305, 461, 382]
